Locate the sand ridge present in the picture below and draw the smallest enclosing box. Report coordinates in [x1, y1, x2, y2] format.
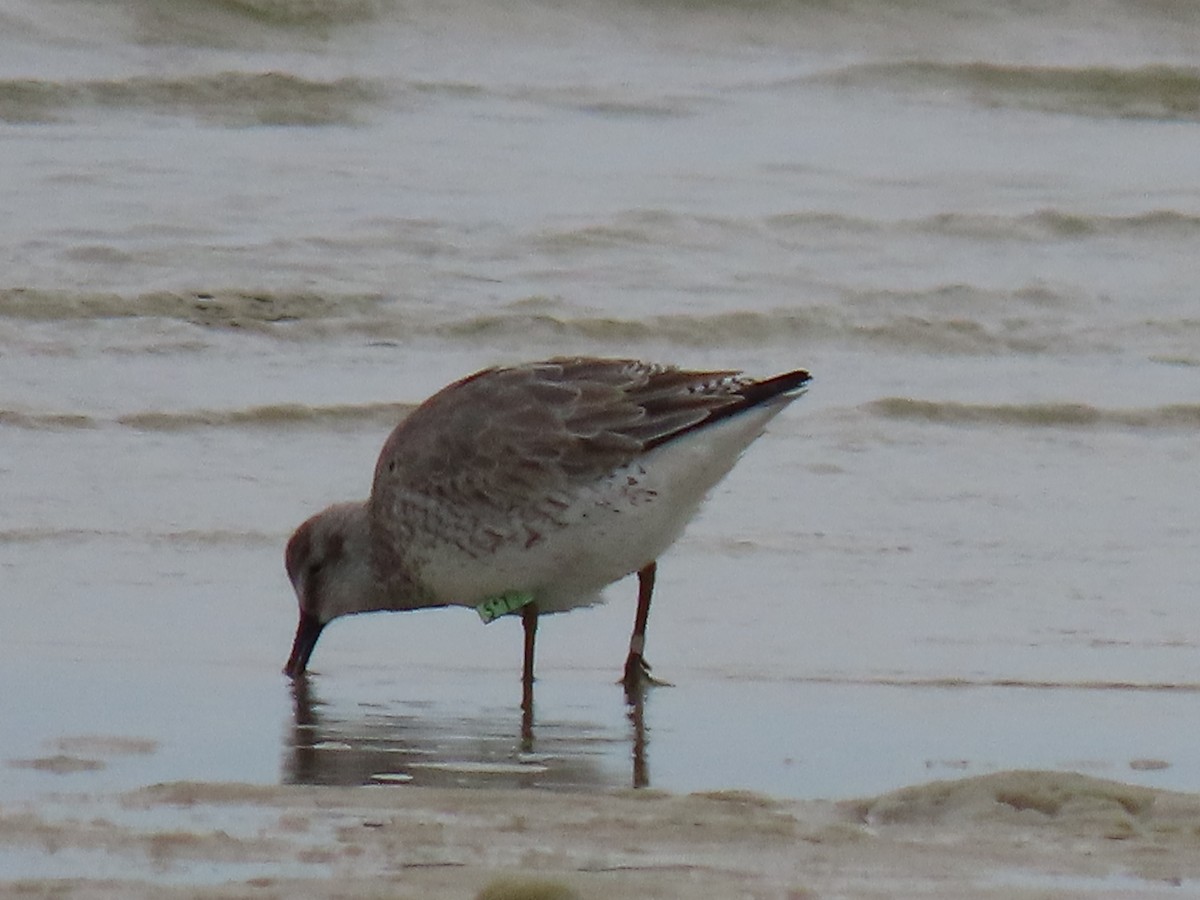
[3, 770, 1200, 898]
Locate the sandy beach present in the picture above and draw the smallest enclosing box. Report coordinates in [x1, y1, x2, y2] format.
[5, 1, 1200, 897]
[5, 757, 1200, 898]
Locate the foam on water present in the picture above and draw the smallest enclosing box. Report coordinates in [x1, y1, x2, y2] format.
[823, 62, 1200, 122]
[0, 72, 385, 125]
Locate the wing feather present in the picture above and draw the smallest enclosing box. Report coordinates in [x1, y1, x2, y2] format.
[368, 358, 808, 562]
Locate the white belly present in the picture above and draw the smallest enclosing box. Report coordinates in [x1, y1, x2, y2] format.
[414, 400, 789, 615]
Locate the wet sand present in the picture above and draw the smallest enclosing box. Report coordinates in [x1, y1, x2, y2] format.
[4, 767, 1200, 898]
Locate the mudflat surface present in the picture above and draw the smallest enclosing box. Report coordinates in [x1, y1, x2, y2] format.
[4, 769, 1200, 898]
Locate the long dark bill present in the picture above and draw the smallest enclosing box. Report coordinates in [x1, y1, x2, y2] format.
[284, 612, 326, 678]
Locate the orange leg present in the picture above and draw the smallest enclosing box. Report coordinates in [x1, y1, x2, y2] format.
[520, 603, 538, 739]
[521, 603, 538, 690]
[622, 562, 670, 701]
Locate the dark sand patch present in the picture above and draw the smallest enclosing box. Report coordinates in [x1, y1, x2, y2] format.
[8, 754, 106, 774]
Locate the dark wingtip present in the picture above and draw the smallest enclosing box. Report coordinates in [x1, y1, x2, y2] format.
[749, 368, 811, 400]
[640, 366, 812, 452]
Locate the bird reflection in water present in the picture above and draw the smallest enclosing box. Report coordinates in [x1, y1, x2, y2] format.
[285, 675, 650, 790]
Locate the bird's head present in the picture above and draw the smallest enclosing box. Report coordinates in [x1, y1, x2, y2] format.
[283, 501, 377, 678]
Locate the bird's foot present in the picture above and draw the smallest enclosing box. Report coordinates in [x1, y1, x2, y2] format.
[621, 652, 672, 703]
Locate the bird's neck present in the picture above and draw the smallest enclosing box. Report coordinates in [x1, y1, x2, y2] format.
[311, 501, 387, 620]
[334, 501, 437, 616]
[319, 501, 446, 619]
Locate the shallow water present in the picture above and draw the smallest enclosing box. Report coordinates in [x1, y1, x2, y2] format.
[3, 0, 1200, 814]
